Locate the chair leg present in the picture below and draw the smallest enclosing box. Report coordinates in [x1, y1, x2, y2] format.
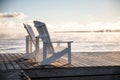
[43, 43, 47, 61]
[35, 37, 40, 62]
[68, 42, 71, 64]
[68, 50, 71, 64]
[26, 36, 30, 55]
[25, 36, 33, 59]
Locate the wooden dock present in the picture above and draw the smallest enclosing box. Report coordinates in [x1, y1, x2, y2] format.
[0, 52, 120, 80]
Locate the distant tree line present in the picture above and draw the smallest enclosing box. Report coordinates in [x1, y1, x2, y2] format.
[93, 29, 120, 32]
[55, 29, 120, 33]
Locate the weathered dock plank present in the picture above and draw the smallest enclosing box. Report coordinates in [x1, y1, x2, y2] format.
[5, 54, 21, 69]
[0, 52, 120, 70]
[72, 52, 120, 66]
[0, 70, 22, 80]
[1, 54, 14, 70]
[0, 52, 120, 80]
[0, 54, 7, 70]
[31, 75, 119, 80]
[17, 53, 35, 69]
[10, 53, 27, 69]
[23, 66, 120, 80]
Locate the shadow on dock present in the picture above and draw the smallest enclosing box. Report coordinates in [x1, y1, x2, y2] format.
[0, 52, 120, 80]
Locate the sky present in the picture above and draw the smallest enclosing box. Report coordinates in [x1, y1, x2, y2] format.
[0, 0, 120, 39]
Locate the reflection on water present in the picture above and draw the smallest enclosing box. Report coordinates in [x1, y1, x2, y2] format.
[0, 32, 120, 53]
[51, 32, 120, 52]
[0, 39, 25, 53]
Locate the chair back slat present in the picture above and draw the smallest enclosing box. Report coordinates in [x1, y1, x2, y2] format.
[33, 21, 54, 54]
[24, 24, 36, 45]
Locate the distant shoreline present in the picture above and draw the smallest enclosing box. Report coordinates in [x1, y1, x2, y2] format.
[54, 30, 120, 33]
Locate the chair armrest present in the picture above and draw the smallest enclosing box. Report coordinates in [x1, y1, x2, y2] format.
[51, 40, 73, 50]
[51, 41, 73, 43]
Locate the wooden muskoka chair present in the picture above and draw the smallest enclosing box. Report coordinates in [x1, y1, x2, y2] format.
[23, 24, 41, 62]
[33, 21, 73, 65]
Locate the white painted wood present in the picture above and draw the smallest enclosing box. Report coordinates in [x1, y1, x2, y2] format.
[26, 36, 29, 54]
[68, 42, 71, 64]
[26, 35, 33, 54]
[52, 41, 73, 43]
[24, 22, 73, 64]
[34, 21, 54, 54]
[33, 21, 73, 65]
[25, 35, 33, 59]
[24, 23, 41, 62]
[43, 42, 47, 60]
[24, 24, 36, 46]
[29, 40, 32, 53]
[35, 37, 40, 62]
[41, 48, 68, 65]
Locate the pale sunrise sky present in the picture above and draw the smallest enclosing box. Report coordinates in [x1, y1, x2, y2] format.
[0, 0, 120, 38]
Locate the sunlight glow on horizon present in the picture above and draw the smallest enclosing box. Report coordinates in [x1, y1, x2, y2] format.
[0, 16, 120, 39]
[0, 0, 120, 38]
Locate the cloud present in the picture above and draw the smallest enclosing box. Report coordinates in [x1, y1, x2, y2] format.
[0, 12, 28, 39]
[16, 12, 27, 19]
[0, 19, 38, 39]
[0, 20, 26, 39]
[0, 12, 27, 19]
[0, 16, 120, 39]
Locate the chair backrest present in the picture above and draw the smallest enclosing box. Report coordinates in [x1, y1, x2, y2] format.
[33, 21, 54, 54]
[23, 23, 36, 45]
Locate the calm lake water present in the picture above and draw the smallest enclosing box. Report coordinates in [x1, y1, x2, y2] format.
[0, 32, 120, 53]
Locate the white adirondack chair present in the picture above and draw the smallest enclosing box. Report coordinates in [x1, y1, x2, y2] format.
[23, 24, 41, 62]
[33, 21, 73, 65]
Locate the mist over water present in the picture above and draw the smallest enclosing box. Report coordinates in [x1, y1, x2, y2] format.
[0, 32, 120, 53]
[51, 32, 120, 52]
